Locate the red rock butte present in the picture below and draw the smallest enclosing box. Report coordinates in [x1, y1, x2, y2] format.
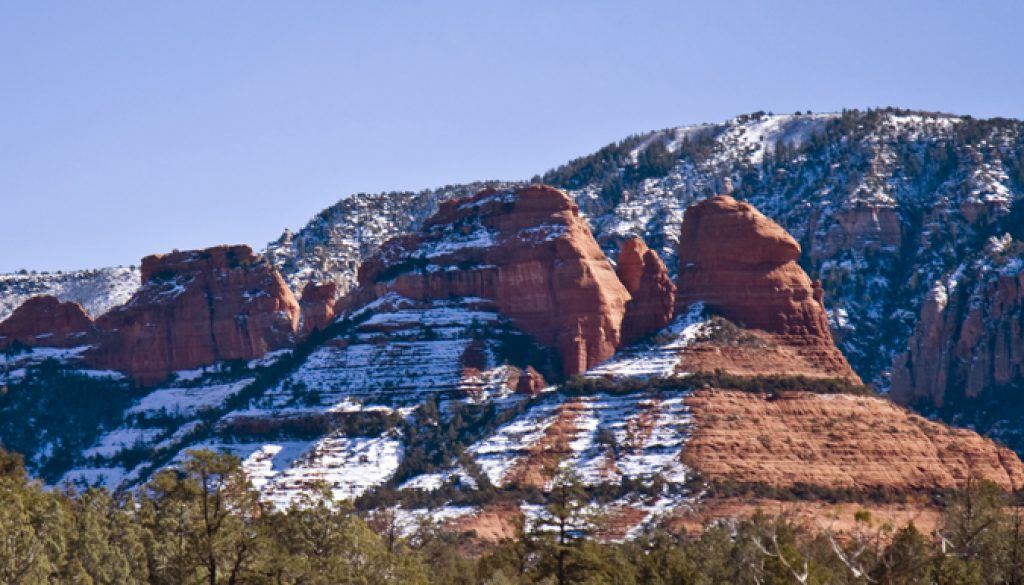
[0, 245, 306, 385]
[358, 185, 631, 377]
[0, 295, 94, 349]
[676, 195, 861, 382]
[87, 245, 301, 385]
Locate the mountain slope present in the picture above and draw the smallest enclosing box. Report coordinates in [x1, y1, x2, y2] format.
[266, 109, 1024, 421]
[1, 186, 1011, 546]
[4, 109, 1024, 538]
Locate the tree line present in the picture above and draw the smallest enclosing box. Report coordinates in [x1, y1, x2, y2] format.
[3, 445, 1024, 584]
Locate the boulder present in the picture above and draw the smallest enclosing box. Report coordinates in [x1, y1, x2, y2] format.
[516, 366, 547, 396]
[299, 281, 339, 336]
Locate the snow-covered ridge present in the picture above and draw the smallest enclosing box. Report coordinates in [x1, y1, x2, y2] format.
[0, 266, 140, 321]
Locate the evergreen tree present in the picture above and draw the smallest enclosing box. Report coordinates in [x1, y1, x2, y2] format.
[529, 469, 601, 585]
[875, 523, 932, 585]
[140, 449, 265, 585]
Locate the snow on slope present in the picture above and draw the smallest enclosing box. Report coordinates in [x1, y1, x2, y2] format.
[0, 266, 140, 321]
[59, 289, 712, 520]
[242, 295, 510, 414]
[264, 182, 512, 294]
[466, 391, 693, 490]
[60, 292, 526, 502]
[18, 109, 1024, 522]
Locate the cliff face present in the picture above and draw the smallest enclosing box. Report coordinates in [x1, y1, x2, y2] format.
[675, 195, 861, 382]
[358, 185, 631, 377]
[0, 295, 95, 349]
[892, 241, 1024, 408]
[616, 237, 676, 345]
[86, 245, 300, 385]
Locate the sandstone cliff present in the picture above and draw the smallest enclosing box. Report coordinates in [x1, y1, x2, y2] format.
[358, 185, 631, 377]
[87, 245, 300, 385]
[676, 195, 861, 382]
[892, 241, 1024, 408]
[0, 295, 95, 349]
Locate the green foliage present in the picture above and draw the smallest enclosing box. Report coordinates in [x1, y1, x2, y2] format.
[561, 371, 876, 398]
[691, 315, 778, 348]
[222, 410, 404, 441]
[685, 371, 877, 397]
[6, 446, 1024, 585]
[0, 360, 144, 481]
[540, 129, 712, 210]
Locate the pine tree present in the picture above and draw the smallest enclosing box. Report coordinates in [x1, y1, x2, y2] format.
[139, 449, 265, 585]
[529, 469, 601, 585]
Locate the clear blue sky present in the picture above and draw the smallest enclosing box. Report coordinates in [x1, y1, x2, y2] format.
[2, 1, 1023, 272]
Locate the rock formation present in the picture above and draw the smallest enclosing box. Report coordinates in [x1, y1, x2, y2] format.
[616, 237, 675, 345]
[86, 245, 300, 385]
[0, 295, 95, 349]
[808, 202, 903, 265]
[299, 281, 339, 336]
[676, 195, 861, 382]
[358, 185, 631, 377]
[515, 366, 547, 395]
[684, 389, 1024, 491]
[892, 255, 1024, 408]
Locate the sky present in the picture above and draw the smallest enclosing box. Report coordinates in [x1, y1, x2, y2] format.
[2, 1, 1023, 272]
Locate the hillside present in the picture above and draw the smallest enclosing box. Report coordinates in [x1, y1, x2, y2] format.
[3, 109, 1024, 541]
[3, 182, 1022, 544]
[265, 108, 1024, 446]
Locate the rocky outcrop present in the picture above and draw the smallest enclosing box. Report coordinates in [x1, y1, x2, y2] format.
[892, 254, 1024, 408]
[0, 295, 95, 348]
[358, 185, 631, 377]
[616, 237, 675, 344]
[676, 195, 861, 382]
[87, 245, 300, 385]
[299, 282, 338, 336]
[684, 389, 1024, 491]
[515, 366, 546, 395]
[808, 202, 902, 265]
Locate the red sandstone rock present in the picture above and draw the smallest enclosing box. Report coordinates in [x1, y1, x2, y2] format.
[88, 245, 300, 385]
[892, 264, 1024, 408]
[0, 295, 95, 349]
[358, 185, 630, 377]
[299, 281, 338, 336]
[684, 389, 1024, 491]
[616, 237, 675, 344]
[516, 366, 547, 395]
[615, 237, 648, 293]
[676, 196, 860, 382]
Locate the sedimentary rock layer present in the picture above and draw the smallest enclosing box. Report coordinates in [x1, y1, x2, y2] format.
[683, 389, 1024, 491]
